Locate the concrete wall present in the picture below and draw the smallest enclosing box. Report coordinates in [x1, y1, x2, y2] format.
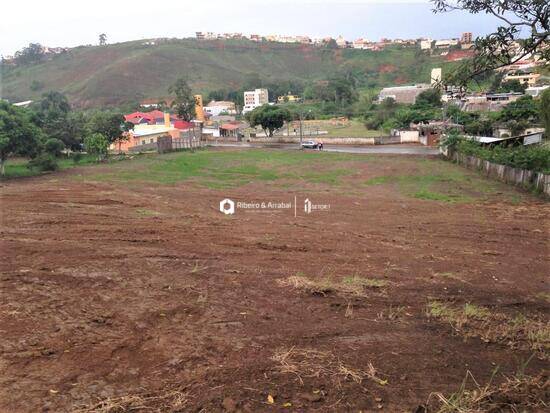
[443, 149, 550, 196]
[246, 136, 415, 145]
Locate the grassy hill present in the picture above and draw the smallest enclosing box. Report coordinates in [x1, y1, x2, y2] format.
[1, 38, 453, 108]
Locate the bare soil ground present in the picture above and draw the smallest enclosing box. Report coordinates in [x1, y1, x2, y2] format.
[1, 148, 548, 412]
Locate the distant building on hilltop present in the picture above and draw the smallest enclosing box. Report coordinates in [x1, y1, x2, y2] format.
[243, 88, 269, 114]
[420, 39, 433, 50]
[461, 32, 473, 44]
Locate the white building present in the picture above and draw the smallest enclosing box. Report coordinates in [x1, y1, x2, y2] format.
[335, 36, 348, 48]
[435, 39, 459, 49]
[204, 100, 237, 116]
[431, 68, 442, 86]
[243, 88, 269, 114]
[420, 39, 432, 50]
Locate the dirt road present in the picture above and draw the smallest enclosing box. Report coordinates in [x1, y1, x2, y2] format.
[1, 150, 548, 412]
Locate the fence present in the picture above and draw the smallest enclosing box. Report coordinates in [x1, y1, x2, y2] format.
[443, 148, 550, 196]
[157, 135, 203, 153]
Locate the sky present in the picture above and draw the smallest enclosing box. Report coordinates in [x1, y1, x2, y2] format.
[0, 0, 504, 56]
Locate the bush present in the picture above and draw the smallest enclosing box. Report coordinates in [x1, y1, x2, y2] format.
[44, 138, 65, 157]
[72, 152, 83, 164]
[28, 153, 59, 172]
[455, 139, 550, 174]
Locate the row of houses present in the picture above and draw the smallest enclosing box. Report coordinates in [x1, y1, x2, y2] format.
[194, 31, 468, 51]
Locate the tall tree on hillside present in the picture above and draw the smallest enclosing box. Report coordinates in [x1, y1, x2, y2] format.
[99, 33, 107, 46]
[0, 101, 42, 175]
[169, 78, 196, 121]
[14, 43, 45, 65]
[431, 1, 549, 86]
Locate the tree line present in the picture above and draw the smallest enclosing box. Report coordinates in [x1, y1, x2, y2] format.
[0, 92, 133, 175]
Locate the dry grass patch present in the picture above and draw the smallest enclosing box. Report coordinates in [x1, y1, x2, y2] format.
[279, 274, 387, 298]
[423, 372, 549, 413]
[427, 302, 550, 359]
[271, 347, 387, 387]
[74, 389, 189, 412]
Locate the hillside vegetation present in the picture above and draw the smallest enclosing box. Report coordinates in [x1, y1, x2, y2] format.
[2, 39, 451, 108]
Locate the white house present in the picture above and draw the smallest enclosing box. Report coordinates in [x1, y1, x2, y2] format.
[204, 101, 237, 116]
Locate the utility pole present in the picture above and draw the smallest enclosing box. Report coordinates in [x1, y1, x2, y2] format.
[299, 110, 303, 148]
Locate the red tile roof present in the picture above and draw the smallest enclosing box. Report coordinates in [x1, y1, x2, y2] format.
[124, 112, 154, 122]
[174, 120, 193, 130]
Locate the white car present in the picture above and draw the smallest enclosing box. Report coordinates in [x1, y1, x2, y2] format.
[301, 140, 320, 149]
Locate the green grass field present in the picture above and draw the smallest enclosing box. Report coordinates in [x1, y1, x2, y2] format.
[4, 148, 525, 204]
[1, 155, 99, 179]
[322, 120, 382, 138]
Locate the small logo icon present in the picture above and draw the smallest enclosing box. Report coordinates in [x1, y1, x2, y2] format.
[304, 198, 312, 214]
[220, 198, 235, 215]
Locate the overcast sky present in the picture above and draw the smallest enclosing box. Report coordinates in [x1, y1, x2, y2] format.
[1, 0, 503, 56]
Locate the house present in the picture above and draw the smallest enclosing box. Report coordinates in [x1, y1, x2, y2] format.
[335, 36, 348, 48]
[204, 100, 237, 116]
[504, 72, 541, 86]
[412, 121, 463, 146]
[378, 84, 431, 104]
[124, 112, 154, 125]
[243, 88, 269, 114]
[435, 39, 459, 49]
[277, 94, 301, 103]
[219, 122, 247, 139]
[420, 39, 432, 50]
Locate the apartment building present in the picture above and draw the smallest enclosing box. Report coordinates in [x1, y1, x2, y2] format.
[243, 88, 269, 114]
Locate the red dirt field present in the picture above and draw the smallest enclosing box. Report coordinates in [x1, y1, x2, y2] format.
[0, 149, 548, 412]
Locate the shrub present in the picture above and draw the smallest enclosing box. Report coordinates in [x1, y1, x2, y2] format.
[72, 152, 83, 164]
[43, 138, 65, 157]
[28, 153, 58, 172]
[84, 133, 109, 160]
[455, 139, 550, 174]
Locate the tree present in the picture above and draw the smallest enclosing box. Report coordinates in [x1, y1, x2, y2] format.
[499, 80, 527, 93]
[84, 133, 109, 161]
[99, 33, 107, 46]
[324, 39, 338, 49]
[169, 78, 196, 121]
[246, 105, 292, 137]
[87, 112, 133, 144]
[540, 88, 550, 138]
[432, 1, 549, 86]
[14, 43, 45, 65]
[44, 138, 65, 157]
[499, 95, 539, 123]
[0, 101, 42, 175]
[414, 89, 442, 108]
[35, 92, 84, 150]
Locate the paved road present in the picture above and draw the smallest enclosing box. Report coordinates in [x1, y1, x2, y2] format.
[209, 142, 440, 155]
